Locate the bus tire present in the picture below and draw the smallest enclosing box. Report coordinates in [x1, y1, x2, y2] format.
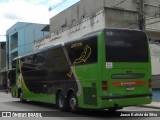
[108, 107, 123, 111]
[19, 91, 26, 103]
[57, 92, 67, 111]
[69, 93, 78, 112]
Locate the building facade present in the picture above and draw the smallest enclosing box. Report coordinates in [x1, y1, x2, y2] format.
[35, 0, 160, 48]
[6, 22, 49, 71]
[0, 42, 6, 89]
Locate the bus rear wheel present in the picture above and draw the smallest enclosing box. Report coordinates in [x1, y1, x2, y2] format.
[69, 93, 78, 112]
[108, 107, 123, 111]
[57, 92, 67, 111]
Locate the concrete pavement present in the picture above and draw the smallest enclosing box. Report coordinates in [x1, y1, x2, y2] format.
[139, 102, 160, 109]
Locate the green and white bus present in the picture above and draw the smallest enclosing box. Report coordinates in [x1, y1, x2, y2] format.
[9, 28, 152, 111]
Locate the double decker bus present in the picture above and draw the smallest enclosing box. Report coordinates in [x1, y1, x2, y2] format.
[9, 28, 152, 112]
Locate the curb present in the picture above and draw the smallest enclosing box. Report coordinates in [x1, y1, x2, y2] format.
[138, 104, 160, 109]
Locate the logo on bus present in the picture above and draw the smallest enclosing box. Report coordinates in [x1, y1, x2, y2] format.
[112, 81, 146, 86]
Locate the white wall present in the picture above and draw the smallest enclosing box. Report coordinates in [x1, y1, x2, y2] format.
[150, 44, 160, 75]
[34, 9, 105, 50]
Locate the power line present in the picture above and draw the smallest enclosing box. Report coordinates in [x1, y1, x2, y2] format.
[145, 10, 160, 16]
[145, 16, 159, 21]
[112, 0, 127, 8]
[145, 15, 159, 21]
[155, 0, 160, 3]
[146, 19, 160, 26]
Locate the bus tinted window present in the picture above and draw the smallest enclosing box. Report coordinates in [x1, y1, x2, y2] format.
[105, 30, 149, 62]
[66, 35, 98, 66]
[21, 54, 47, 72]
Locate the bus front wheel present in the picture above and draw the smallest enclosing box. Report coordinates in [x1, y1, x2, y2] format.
[69, 93, 78, 112]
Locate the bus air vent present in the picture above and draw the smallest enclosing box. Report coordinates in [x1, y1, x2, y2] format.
[83, 87, 97, 106]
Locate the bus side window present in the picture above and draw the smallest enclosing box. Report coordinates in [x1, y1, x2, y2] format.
[66, 35, 98, 66]
[21, 54, 47, 72]
[53, 56, 60, 68]
[36, 54, 47, 69]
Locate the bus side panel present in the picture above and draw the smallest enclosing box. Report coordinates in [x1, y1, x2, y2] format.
[75, 64, 98, 108]
[19, 47, 78, 103]
[76, 32, 105, 109]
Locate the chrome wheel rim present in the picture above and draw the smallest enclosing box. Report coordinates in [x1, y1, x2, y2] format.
[59, 94, 64, 108]
[70, 97, 76, 110]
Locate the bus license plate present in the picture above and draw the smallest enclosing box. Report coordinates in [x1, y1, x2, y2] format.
[126, 86, 134, 91]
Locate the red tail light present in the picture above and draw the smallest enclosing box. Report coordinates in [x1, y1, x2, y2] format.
[149, 79, 152, 89]
[102, 81, 108, 91]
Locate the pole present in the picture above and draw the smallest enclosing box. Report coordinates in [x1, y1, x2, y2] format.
[138, 0, 145, 31]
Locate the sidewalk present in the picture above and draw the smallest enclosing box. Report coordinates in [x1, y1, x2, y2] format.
[139, 102, 160, 109]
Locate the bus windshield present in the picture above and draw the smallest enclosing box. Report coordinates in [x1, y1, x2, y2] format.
[105, 29, 149, 62]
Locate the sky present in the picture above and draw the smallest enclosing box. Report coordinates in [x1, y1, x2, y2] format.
[0, 0, 80, 41]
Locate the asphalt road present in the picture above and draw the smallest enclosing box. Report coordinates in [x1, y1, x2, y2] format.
[0, 92, 159, 120]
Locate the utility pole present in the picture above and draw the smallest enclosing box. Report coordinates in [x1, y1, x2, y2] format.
[138, 0, 145, 31]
